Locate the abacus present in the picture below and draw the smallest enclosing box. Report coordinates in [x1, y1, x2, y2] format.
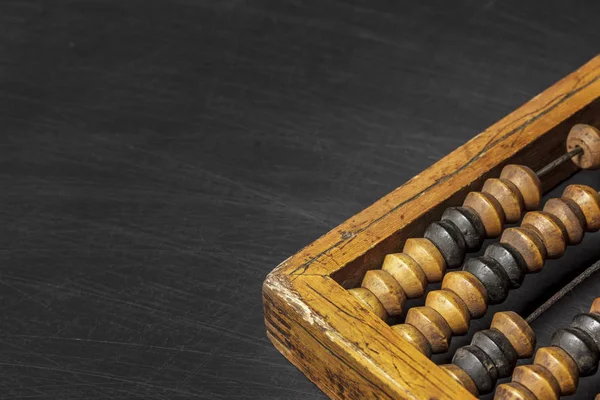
[262, 56, 600, 399]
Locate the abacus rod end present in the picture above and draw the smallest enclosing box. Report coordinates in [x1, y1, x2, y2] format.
[535, 146, 583, 178]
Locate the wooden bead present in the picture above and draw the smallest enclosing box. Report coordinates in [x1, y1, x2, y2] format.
[361, 270, 406, 317]
[453, 345, 498, 393]
[500, 226, 546, 272]
[348, 288, 387, 320]
[551, 327, 599, 375]
[512, 365, 560, 400]
[405, 307, 452, 353]
[381, 253, 427, 298]
[543, 198, 585, 245]
[482, 178, 524, 223]
[424, 220, 466, 268]
[441, 206, 486, 251]
[472, 329, 518, 378]
[464, 257, 510, 305]
[402, 238, 446, 282]
[491, 311, 536, 358]
[494, 382, 537, 400]
[563, 184, 600, 232]
[500, 164, 542, 210]
[463, 191, 505, 237]
[390, 323, 431, 358]
[521, 211, 567, 258]
[425, 289, 470, 335]
[591, 298, 600, 314]
[439, 364, 478, 396]
[566, 123, 600, 170]
[571, 313, 600, 352]
[534, 346, 579, 395]
[484, 243, 527, 289]
[442, 271, 488, 318]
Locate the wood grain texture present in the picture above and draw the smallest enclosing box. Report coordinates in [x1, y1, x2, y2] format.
[440, 364, 479, 396]
[533, 346, 579, 395]
[2, 1, 600, 399]
[491, 312, 536, 359]
[499, 165, 542, 211]
[511, 365, 560, 400]
[463, 191, 505, 237]
[361, 269, 406, 316]
[543, 198, 586, 245]
[264, 58, 600, 399]
[500, 226, 547, 272]
[567, 124, 600, 169]
[521, 211, 567, 258]
[442, 271, 489, 318]
[563, 184, 600, 231]
[482, 178, 524, 223]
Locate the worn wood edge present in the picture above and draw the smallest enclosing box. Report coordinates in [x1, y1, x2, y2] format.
[263, 273, 475, 400]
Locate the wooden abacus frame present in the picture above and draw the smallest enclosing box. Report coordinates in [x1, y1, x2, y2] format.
[262, 56, 600, 399]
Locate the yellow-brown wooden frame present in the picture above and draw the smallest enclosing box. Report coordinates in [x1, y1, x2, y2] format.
[263, 55, 600, 400]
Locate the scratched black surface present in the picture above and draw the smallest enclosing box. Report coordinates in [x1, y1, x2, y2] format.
[2, 1, 600, 399]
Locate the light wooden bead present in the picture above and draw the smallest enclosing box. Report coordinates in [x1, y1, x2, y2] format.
[494, 382, 537, 400]
[348, 288, 387, 320]
[562, 184, 600, 232]
[534, 346, 579, 395]
[567, 123, 600, 170]
[521, 211, 567, 259]
[391, 323, 431, 357]
[361, 270, 406, 317]
[482, 178, 524, 223]
[543, 198, 585, 245]
[405, 306, 452, 353]
[425, 289, 470, 335]
[442, 271, 488, 318]
[500, 226, 546, 272]
[440, 364, 478, 396]
[500, 164, 542, 210]
[402, 238, 446, 282]
[491, 311, 536, 358]
[591, 298, 600, 314]
[463, 191, 505, 237]
[512, 365, 560, 400]
[596, 394, 600, 400]
[381, 253, 427, 298]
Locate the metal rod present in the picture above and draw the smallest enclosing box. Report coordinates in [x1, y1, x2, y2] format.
[526, 260, 600, 324]
[535, 146, 583, 178]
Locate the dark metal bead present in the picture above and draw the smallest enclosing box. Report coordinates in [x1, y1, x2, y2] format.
[441, 207, 486, 251]
[424, 220, 466, 268]
[572, 313, 600, 352]
[471, 329, 517, 378]
[463, 257, 510, 304]
[483, 243, 527, 289]
[453, 345, 498, 394]
[551, 327, 600, 376]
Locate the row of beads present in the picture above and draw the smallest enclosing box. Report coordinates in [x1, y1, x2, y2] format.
[439, 311, 536, 396]
[348, 124, 600, 322]
[389, 184, 600, 356]
[495, 298, 600, 400]
[348, 164, 542, 321]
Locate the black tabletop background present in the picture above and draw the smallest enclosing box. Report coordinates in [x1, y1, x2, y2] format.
[2, 1, 600, 399]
